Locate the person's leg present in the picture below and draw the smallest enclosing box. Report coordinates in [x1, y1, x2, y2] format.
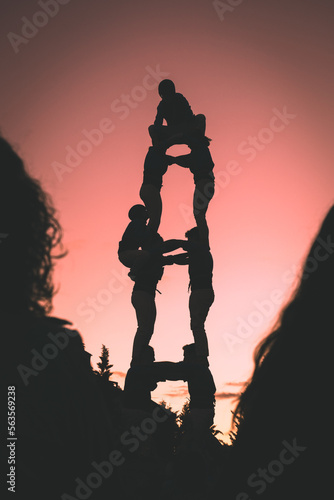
[193, 177, 215, 243]
[189, 289, 215, 357]
[119, 250, 153, 281]
[179, 115, 206, 137]
[131, 290, 157, 364]
[140, 184, 162, 233]
[193, 177, 215, 216]
[149, 124, 176, 144]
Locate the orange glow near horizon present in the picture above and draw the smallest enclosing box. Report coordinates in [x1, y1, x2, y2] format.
[1, 0, 334, 438]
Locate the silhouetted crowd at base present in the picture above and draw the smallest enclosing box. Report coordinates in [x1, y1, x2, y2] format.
[2, 81, 333, 499]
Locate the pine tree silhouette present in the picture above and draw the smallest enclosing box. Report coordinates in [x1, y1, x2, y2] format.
[94, 344, 115, 382]
[175, 399, 192, 446]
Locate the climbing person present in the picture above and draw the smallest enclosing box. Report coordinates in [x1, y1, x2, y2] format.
[148, 79, 206, 145]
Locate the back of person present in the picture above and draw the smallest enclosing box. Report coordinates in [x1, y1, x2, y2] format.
[155, 93, 194, 127]
[189, 145, 214, 183]
[133, 254, 164, 295]
[226, 334, 325, 499]
[6, 314, 117, 499]
[1, 135, 120, 498]
[217, 206, 334, 499]
[118, 218, 149, 252]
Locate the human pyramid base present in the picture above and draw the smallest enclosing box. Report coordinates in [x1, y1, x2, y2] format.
[118, 80, 216, 430]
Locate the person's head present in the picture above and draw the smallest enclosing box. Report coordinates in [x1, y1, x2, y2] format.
[0, 136, 65, 317]
[185, 227, 200, 241]
[158, 79, 176, 99]
[234, 204, 334, 427]
[128, 204, 148, 222]
[295, 204, 334, 305]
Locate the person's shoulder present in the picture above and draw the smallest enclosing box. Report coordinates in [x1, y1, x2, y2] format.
[37, 316, 73, 328]
[175, 92, 189, 102]
[32, 316, 84, 344]
[156, 99, 165, 110]
[11, 315, 88, 382]
[129, 219, 146, 231]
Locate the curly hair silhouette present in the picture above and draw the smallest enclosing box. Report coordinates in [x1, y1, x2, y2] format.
[234, 204, 334, 425]
[226, 205, 334, 499]
[0, 136, 65, 317]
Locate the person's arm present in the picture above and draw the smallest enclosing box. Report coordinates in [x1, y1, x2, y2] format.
[162, 255, 174, 266]
[153, 103, 164, 127]
[171, 252, 189, 265]
[152, 362, 187, 382]
[162, 239, 187, 253]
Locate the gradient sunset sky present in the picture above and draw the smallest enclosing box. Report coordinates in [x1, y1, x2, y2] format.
[1, 0, 334, 437]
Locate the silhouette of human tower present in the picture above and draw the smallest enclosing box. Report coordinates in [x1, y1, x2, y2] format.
[119, 80, 216, 424]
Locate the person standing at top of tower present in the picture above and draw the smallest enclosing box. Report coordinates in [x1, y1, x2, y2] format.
[148, 79, 206, 145]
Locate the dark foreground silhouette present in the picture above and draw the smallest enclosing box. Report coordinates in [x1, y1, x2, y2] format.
[213, 204, 334, 499]
[3, 134, 332, 499]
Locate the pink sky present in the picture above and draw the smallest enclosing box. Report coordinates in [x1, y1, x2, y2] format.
[1, 0, 334, 437]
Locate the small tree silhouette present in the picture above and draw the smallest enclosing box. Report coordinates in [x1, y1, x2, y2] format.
[175, 399, 226, 445]
[175, 399, 192, 446]
[94, 344, 114, 382]
[156, 400, 179, 456]
[159, 399, 175, 415]
[177, 399, 191, 425]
